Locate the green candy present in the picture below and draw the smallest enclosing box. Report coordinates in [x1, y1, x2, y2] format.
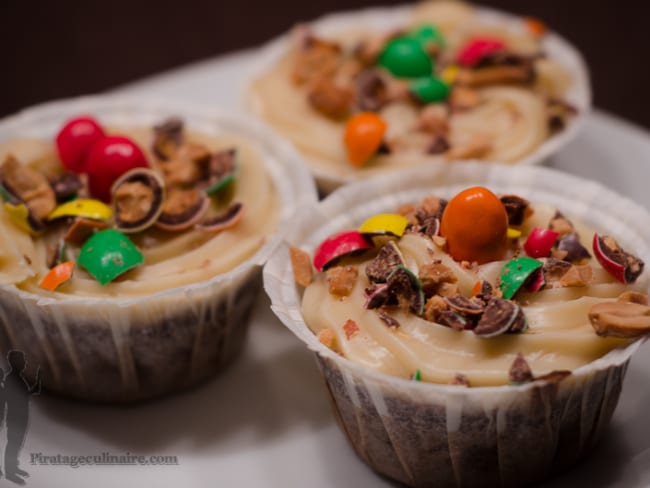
[379, 37, 433, 78]
[78, 229, 144, 285]
[499, 257, 543, 299]
[205, 173, 236, 196]
[408, 25, 445, 49]
[412, 369, 422, 381]
[0, 184, 13, 202]
[409, 77, 450, 103]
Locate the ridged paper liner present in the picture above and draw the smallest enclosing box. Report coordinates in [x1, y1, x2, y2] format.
[263, 162, 649, 487]
[244, 3, 591, 194]
[0, 96, 317, 403]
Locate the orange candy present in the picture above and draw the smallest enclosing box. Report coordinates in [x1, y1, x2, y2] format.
[343, 112, 387, 166]
[440, 187, 508, 264]
[524, 17, 547, 38]
[40, 261, 75, 291]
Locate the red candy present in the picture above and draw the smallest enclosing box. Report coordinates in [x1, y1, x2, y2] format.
[55, 116, 106, 173]
[457, 37, 506, 66]
[86, 136, 148, 202]
[313, 231, 373, 272]
[524, 227, 559, 258]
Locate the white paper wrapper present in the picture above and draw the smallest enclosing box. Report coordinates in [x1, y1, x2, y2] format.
[0, 95, 317, 403]
[244, 2, 591, 194]
[263, 162, 649, 487]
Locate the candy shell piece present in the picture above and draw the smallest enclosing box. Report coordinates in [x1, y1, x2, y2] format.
[524, 227, 559, 258]
[457, 37, 506, 66]
[3, 202, 34, 233]
[379, 37, 433, 78]
[313, 230, 373, 272]
[343, 112, 388, 167]
[412, 369, 422, 381]
[77, 229, 144, 285]
[48, 198, 113, 221]
[40, 261, 75, 291]
[499, 257, 543, 299]
[408, 25, 445, 49]
[507, 228, 522, 239]
[359, 213, 409, 238]
[409, 77, 450, 103]
[592, 233, 645, 284]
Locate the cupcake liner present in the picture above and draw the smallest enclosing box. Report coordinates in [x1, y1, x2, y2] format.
[244, 3, 591, 193]
[0, 95, 317, 403]
[263, 162, 649, 487]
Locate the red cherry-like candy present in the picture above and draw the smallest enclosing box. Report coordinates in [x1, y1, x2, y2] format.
[313, 231, 373, 272]
[55, 116, 106, 173]
[86, 136, 149, 202]
[524, 227, 559, 258]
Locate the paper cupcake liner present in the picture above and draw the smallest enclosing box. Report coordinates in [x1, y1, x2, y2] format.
[0, 95, 317, 403]
[244, 3, 591, 194]
[263, 162, 650, 486]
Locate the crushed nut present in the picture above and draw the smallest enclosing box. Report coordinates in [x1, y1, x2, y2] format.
[152, 117, 184, 160]
[588, 301, 650, 338]
[617, 291, 649, 306]
[558, 264, 593, 287]
[424, 295, 448, 322]
[290, 246, 313, 287]
[418, 104, 449, 135]
[343, 319, 360, 340]
[548, 212, 574, 236]
[327, 265, 359, 297]
[318, 328, 336, 350]
[445, 134, 491, 160]
[291, 28, 342, 85]
[419, 260, 457, 296]
[449, 86, 481, 112]
[509, 353, 534, 384]
[308, 77, 353, 119]
[1, 155, 56, 220]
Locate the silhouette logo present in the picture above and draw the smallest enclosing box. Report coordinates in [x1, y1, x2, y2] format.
[2, 350, 40, 486]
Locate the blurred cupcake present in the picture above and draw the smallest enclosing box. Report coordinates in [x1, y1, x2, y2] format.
[0, 96, 316, 403]
[264, 162, 649, 487]
[247, 1, 589, 193]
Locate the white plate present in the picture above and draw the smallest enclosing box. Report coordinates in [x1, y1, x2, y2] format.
[13, 49, 650, 488]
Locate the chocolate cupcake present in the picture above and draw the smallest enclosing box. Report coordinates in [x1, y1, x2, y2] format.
[0, 96, 316, 402]
[264, 162, 649, 487]
[247, 1, 590, 194]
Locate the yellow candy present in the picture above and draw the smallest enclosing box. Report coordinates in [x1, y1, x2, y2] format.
[359, 214, 409, 237]
[48, 199, 113, 221]
[3, 202, 33, 233]
[507, 228, 522, 239]
[441, 64, 459, 85]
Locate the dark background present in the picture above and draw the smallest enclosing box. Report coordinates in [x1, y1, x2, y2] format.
[2, 1, 649, 129]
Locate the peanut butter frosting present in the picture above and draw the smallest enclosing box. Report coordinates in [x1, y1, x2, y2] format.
[299, 196, 649, 386]
[0, 123, 280, 298]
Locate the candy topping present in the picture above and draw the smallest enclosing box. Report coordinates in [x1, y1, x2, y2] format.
[313, 230, 373, 272]
[55, 116, 106, 173]
[343, 112, 387, 166]
[409, 77, 450, 103]
[48, 198, 113, 221]
[524, 227, 559, 258]
[111, 168, 165, 233]
[457, 37, 506, 66]
[39, 261, 75, 291]
[592, 233, 644, 283]
[359, 213, 409, 238]
[440, 186, 508, 264]
[4, 202, 34, 233]
[499, 257, 543, 299]
[378, 37, 433, 78]
[77, 229, 144, 285]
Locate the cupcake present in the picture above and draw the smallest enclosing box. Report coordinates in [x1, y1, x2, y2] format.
[247, 1, 589, 193]
[0, 96, 316, 403]
[264, 162, 649, 487]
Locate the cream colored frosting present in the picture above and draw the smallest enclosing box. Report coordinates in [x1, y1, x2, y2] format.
[248, 0, 570, 180]
[0, 126, 280, 298]
[301, 204, 647, 386]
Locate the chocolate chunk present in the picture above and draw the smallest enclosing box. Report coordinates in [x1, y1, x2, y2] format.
[419, 217, 440, 237]
[365, 283, 394, 309]
[449, 373, 470, 386]
[436, 311, 468, 331]
[50, 172, 83, 203]
[542, 258, 572, 285]
[475, 280, 494, 302]
[387, 266, 425, 315]
[474, 298, 520, 338]
[356, 69, 389, 112]
[444, 295, 485, 315]
[556, 233, 591, 263]
[509, 305, 528, 332]
[509, 353, 533, 384]
[428, 135, 450, 155]
[366, 241, 404, 283]
[377, 310, 400, 328]
[153, 117, 184, 160]
[500, 194, 530, 226]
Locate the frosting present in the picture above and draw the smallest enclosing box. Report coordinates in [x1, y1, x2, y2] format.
[0, 125, 280, 298]
[300, 201, 648, 386]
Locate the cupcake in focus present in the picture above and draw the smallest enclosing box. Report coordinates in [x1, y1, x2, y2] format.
[248, 1, 589, 193]
[264, 163, 649, 487]
[0, 96, 315, 402]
